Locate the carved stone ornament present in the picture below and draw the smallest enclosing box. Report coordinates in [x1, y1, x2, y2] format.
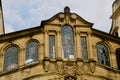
[57, 61, 64, 75]
[59, 13, 65, 19]
[76, 61, 83, 75]
[89, 59, 96, 73]
[43, 58, 50, 72]
[63, 62, 76, 76]
[65, 76, 77, 80]
[71, 14, 77, 20]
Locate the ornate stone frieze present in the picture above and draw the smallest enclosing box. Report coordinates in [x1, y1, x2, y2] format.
[43, 58, 96, 75]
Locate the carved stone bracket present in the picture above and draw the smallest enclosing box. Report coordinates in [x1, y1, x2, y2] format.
[43, 58, 50, 72]
[89, 58, 96, 73]
[76, 58, 84, 75]
[43, 58, 96, 76]
[56, 59, 64, 75]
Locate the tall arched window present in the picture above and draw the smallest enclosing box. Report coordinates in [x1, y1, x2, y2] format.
[25, 41, 39, 64]
[4, 46, 18, 71]
[97, 44, 110, 66]
[116, 49, 120, 70]
[62, 25, 74, 59]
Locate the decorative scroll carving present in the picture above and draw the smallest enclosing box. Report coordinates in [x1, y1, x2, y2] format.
[59, 13, 65, 22]
[58, 6, 77, 24]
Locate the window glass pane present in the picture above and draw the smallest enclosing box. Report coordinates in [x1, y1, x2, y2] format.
[97, 44, 110, 66]
[62, 25, 74, 59]
[4, 46, 18, 71]
[26, 42, 38, 64]
[81, 36, 88, 60]
[49, 35, 55, 59]
[116, 50, 120, 70]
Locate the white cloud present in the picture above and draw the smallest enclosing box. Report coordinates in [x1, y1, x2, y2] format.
[2, 0, 115, 33]
[5, 23, 15, 33]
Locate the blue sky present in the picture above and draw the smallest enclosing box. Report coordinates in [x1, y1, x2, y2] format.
[2, 0, 115, 33]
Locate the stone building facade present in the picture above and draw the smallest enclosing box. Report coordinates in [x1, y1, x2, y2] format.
[0, 0, 120, 80]
[110, 0, 120, 36]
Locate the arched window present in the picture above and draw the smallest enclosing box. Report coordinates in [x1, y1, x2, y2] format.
[4, 46, 18, 71]
[25, 41, 39, 64]
[97, 44, 110, 66]
[116, 49, 120, 70]
[61, 25, 74, 59]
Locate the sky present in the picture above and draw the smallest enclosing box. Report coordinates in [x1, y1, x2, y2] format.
[1, 0, 115, 33]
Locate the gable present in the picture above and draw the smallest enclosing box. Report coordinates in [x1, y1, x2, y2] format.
[41, 6, 93, 29]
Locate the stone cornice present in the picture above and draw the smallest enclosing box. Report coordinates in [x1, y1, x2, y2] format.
[0, 26, 43, 42]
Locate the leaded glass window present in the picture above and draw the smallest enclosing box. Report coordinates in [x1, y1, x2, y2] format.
[97, 44, 110, 66]
[116, 49, 120, 70]
[4, 46, 18, 71]
[49, 35, 55, 59]
[62, 25, 74, 59]
[25, 41, 38, 64]
[81, 36, 88, 60]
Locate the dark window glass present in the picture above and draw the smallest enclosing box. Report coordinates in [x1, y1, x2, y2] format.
[25, 42, 38, 64]
[81, 36, 88, 60]
[62, 25, 74, 59]
[97, 44, 110, 66]
[116, 49, 120, 70]
[49, 35, 55, 59]
[4, 46, 18, 71]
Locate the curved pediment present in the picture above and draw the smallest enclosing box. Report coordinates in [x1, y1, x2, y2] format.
[41, 6, 93, 27]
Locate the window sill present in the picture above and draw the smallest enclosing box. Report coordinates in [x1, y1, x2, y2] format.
[22, 61, 39, 69]
[0, 68, 19, 76]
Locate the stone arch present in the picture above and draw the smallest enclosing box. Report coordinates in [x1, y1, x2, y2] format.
[25, 39, 40, 64]
[61, 25, 75, 59]
[2, 43, 19, 71]
[96, 41, 111, 66]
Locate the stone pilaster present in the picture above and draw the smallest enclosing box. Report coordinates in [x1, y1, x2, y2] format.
[87, 32, 93, 59]
[19, 48, 25, 67]
[56, 31, 62, 59]
[44, 30, 49, 59]
[76, 32, 82, 59]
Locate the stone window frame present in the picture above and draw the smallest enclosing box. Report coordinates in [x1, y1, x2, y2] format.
[115, 48, 120, 70]
[49, 35, 56, 59]
[61, 25, 75, 59]
[3, 44, 19, 71]
[96, 43, 111, 66]
[25, 39, 40, 65]
[80, 36, 88, 60]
